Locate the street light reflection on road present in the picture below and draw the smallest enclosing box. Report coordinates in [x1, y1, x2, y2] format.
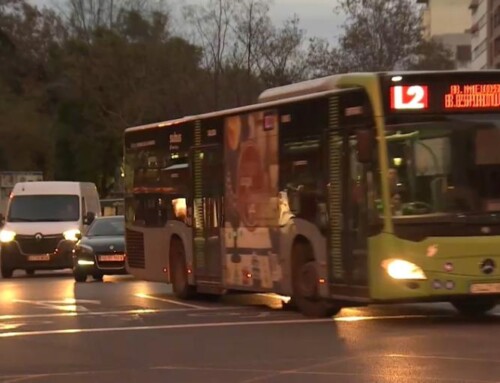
[0, 283, 19, 304]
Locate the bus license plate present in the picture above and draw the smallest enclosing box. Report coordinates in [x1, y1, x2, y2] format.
[470, 283, 500, 294]
[28, 255, 50, 261]
[99, 255, 124, 262]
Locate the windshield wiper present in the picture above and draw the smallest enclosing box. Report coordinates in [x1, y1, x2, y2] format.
[32, 218, 66, 222]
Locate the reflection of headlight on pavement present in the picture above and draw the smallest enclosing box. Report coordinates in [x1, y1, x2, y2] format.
[0, 230, 16, 243]
[382, 259, 426, 280]
[63, 229, 80, 241]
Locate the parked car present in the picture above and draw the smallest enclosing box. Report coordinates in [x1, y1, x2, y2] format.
[72, 215, 126, 282]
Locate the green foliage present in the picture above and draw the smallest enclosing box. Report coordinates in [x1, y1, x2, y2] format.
[307, 0, 457, 73]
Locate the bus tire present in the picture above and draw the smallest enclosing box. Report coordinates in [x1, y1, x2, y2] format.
[170, 237, 196, 300]
[292, 241, 341, 318]
[451, 300, 497, 316]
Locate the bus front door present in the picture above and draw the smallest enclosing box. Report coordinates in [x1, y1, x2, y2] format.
[191, 145, 224, 289]
[328, 129, 370, 299]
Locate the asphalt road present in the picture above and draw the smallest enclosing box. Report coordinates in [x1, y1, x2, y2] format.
[0, 270, 499, 383]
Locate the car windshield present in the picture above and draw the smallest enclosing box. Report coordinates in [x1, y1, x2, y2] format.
[7, 195, 80, 222]
[384, 114, 500, 218]
[87, 217, 125, 237]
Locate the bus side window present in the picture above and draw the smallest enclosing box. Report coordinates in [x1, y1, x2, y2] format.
[132, 195, 169, 227]
[280, 139, 324, 221]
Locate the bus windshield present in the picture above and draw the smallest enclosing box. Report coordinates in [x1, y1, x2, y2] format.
[7, 195, 80, 222]
[385, 114, 500, 218]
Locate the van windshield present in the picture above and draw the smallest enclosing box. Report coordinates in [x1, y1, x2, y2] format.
[7, 195, 80, 222]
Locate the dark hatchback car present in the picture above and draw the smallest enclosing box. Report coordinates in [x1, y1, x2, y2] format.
[72, 215, 126, 282]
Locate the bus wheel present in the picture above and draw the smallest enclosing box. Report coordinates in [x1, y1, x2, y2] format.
[170, 238, 196, 300]
[451, 300, 497, 316]
[292, 243, 341, 318]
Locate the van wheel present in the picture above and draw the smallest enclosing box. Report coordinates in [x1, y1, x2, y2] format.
[292, 242, 341, 318]
[170, 238, 196, 300]
[452, 300, 497, 316]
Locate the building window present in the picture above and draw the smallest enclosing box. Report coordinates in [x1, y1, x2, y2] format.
[473, 38, 488, 60]
[456, 45, 472, 62]
[495, 37, 500, 56]
[495, 6, 500, 28]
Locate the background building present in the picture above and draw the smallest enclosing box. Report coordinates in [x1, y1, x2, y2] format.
[492, 0, 500, 68]
[470, 0, 490, 68]
[418, 0, 472, 69]
[470, 0, 500, 69]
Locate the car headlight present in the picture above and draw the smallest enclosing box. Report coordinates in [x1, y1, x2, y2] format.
[382, 259, 426, 280]
[0, 230, 16, 243]
[63, 229, 81, 241]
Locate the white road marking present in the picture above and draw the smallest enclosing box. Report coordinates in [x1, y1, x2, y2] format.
[188, 311, 271, 319]
[134, 293, 208, 309]
[12, 299, 100, 313]
[333, 314, 452, 322]
[388, 354, 500, 364]
[0, 306, 243, 321]
[0, 318, 333, 338]
[153, 365, 499, 383]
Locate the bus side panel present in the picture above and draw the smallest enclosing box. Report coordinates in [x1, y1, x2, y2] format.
[222, 110, 282, 292]
[125, 223, 192, 283]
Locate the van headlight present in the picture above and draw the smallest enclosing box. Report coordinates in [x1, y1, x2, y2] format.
[0, 230, 16, 243]
[382, 259, 426, 280]
[63, 229, 81, 241]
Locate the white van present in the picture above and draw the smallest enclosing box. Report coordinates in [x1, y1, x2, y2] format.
[0, 181, 101, 278]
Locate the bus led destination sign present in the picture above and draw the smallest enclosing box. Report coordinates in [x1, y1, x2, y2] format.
[444, 84, 500, 109]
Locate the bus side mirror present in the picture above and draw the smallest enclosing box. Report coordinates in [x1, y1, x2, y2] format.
[356, 129, 375, 163]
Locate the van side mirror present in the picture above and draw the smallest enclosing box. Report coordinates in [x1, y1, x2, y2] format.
[356, 129, 375, 163]
[83, 211, 95, 225]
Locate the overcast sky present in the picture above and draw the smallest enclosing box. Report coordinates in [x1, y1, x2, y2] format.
[29, 0, 343, 42]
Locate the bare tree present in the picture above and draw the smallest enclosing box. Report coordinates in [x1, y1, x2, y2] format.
[60, 0, 168, 39]
[306, 37, 348, 78]
[184, 0, 233, 109]
[258, 15, 308, 87]
[231, 0, 272, 76]
[335, 0, 423, 71]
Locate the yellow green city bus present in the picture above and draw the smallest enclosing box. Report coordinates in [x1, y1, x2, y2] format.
[124, 70, 500, 317]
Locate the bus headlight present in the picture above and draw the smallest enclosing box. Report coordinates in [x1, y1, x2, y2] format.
[63, 229, 81, 241]
[382, 259, 426, 280]
[0, 230, 16, 243]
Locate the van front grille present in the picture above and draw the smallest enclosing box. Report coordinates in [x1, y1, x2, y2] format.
[16, 235, 63, 255]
